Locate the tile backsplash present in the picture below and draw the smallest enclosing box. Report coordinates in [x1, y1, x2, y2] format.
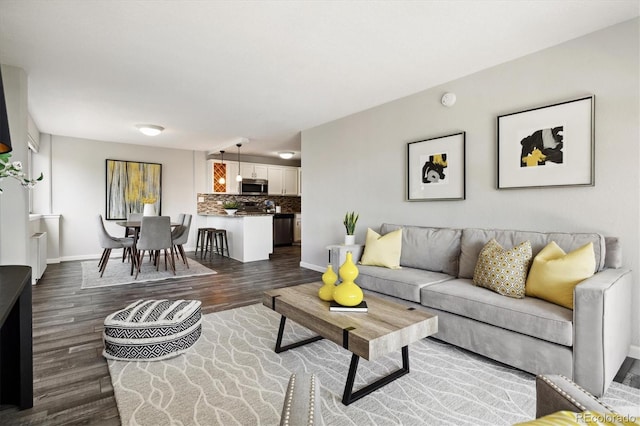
[197, 193, 301, 215]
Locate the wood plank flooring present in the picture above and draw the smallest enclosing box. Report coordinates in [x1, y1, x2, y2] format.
[0, 245, 320, 426]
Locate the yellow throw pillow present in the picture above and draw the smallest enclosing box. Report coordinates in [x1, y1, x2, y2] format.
[525, 241, 595, 309]
[360, 228, 402, 269]
[473, 239, 532, 298]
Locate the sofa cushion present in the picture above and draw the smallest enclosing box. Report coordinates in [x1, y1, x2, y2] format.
[526, 242, 596, 309]
[358, 264, 454, 303]
[360, 227, 402, 269]
[421, 279, 573, 346]
[380, 223, 462, 276]
[459, 228, 606, 279]
[473, 239, 532, 298]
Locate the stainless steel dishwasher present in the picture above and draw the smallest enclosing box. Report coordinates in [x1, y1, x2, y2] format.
[273, 213, 294, 246]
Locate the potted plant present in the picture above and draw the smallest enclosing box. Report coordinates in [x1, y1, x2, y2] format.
[343, 211, 359, 245]
[222, 200, 240, 215]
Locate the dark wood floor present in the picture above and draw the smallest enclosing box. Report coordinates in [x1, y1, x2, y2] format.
[0, 245, 320, 426]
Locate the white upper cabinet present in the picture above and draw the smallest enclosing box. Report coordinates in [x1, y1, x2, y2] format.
[208, 160, 239, 194]
[283, 168, 298, 195]
[241, 164, 268, 179]
[267, 166, 283, 195]
[268, 166, 298, 195]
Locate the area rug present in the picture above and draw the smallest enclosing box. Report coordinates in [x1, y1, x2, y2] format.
[81, 257, 216, 289]
[107, 304, 640, 426]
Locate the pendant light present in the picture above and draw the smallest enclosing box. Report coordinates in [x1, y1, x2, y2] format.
[236, 143, 243, 182]
[218, 150, 226, 184]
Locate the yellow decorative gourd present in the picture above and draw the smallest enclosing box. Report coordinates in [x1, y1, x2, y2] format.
[318, 265, 337, 301]
[333, 251, 364, 306]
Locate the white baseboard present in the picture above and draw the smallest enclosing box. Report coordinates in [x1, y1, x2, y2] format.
[299, 261, 324, 273]
[629, 345, 640, 360]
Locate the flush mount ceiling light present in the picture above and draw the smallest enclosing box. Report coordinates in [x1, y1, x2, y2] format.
[136, 124, 164, 136]
[278, 152, 294, 159]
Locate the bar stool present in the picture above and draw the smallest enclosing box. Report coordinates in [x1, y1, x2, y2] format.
[195, 227, 215, 257]
[212, 229, 229, 257]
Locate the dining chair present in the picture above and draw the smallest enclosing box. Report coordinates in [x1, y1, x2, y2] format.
[96, 214, 136, 277]
[172, 214, 192, 268]
[122, 212, 143, 262]
[135, 216, 176, 279]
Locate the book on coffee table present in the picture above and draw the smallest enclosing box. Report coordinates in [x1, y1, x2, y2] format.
[330, 301, 368, 312]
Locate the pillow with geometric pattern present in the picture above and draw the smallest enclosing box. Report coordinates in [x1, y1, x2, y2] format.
[473, 239, 532, 299]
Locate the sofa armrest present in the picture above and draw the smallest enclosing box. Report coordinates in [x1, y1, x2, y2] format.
[280, 373, 320, 426]
[573, 268, 632, 397]
[536, 374, 616, 418]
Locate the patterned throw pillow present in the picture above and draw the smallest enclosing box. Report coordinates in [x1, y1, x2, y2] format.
[473, 239, 532, 298]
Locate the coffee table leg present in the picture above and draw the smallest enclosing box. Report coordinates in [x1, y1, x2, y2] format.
[342, 345, 410, 405]
[274, 316, 323, 353]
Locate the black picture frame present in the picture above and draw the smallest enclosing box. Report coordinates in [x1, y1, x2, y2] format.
[497, 96, 595, 189]
[407, 132, 466, 201]
[105, 159, 162, 220]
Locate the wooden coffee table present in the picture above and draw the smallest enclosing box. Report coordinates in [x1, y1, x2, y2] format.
[263, 282, 437, 405]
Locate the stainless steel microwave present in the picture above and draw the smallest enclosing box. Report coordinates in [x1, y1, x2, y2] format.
[241, 178, 268, 195]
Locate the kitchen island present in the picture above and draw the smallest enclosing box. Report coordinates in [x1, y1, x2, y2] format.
[198, 214, 273, 262]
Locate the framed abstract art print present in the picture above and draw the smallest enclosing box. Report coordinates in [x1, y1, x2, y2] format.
[497, 96, 594, 189]
[407, 132, 465, 201]
[105, 159, 162, 220]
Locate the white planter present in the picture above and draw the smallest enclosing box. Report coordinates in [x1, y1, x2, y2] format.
[344, 235, 356, 245]
[143, 203, 156, 216]
[225, 209, 238, 216]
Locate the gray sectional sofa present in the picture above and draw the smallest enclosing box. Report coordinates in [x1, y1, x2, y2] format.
[353, 224, 632, 397]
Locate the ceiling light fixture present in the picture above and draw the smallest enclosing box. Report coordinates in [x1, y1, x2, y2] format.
[278, 152, 294, 159]
[218, 150, 226, 185]
[136, 124, 164, 136]
[236, 143, 243, 182]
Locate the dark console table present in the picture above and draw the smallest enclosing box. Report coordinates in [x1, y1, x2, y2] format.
[0, 265, 33, 409]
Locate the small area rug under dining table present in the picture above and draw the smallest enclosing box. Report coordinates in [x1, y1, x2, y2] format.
[81, 257, 216, 289]
[106, 304, 640, 426]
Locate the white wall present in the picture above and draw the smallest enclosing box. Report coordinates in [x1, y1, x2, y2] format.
[301, 20, 640, 350]
[39, 135, 208, 260]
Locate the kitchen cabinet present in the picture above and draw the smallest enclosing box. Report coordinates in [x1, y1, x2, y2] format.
[240, 163, 268, 180]
[268, 166, 298, 195]
[225, 162, 240, 194]
[199, 215, 272, 262]
[208, 160, 240, 194]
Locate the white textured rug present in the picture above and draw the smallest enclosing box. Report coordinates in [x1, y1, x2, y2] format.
[107, 304, 640, 426]
[82, 257, 216, 289]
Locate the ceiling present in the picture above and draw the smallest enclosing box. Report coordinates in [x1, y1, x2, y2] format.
[0, 1, 638, 159]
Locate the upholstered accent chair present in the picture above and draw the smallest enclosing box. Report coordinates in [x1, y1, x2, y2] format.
[135, 216, 176, 279]
[172, 214, 192, 268]
[96, 214, 135, 277]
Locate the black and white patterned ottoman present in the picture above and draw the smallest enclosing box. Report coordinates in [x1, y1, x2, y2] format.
[103, 299, 202, 361]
